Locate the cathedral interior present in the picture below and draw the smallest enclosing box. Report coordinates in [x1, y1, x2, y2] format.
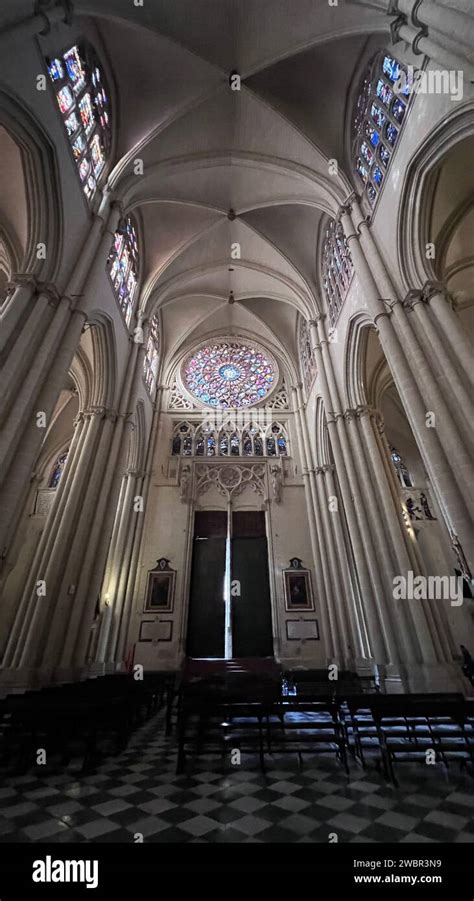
[0, 0, 473, 861]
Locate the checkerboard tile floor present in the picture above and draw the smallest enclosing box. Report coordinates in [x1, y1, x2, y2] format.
[0, 711, 472, 843]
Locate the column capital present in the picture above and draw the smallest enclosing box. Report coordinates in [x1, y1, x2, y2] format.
[402, 287, 424, 311]
[336, 192, 359, 221]
[343, 407, 357, 423]
[421, 280, 451, 305]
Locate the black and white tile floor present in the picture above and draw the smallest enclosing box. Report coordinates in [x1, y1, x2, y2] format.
[0, 711, 472, 844]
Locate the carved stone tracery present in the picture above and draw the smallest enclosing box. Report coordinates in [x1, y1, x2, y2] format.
[194, 462, 267, 502]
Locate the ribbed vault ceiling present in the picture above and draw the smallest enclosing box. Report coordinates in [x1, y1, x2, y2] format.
[8, 0, 392, 375]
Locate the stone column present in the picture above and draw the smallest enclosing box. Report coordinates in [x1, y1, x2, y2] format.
[357, 406, 442, 663]
[323, 463, 366, 660]
[62, 338, 147, 672]
[310, 318, 392, 662]
[0, 201, 121, 557]
[83, 341, 148, 669]
[423, 284, 473, 382]
[403, 292, 473, 451]
[14, 407, 105, 671]
[344, 409, 412, 662]
[315, 464, 353, 663]
[291, 385, 335, 659]
[115, 386, 165, 665]
[340, 201, 472, 569]
[0, 306, 86, 554]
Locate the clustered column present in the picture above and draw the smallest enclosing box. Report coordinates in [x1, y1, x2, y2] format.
[340, 198, 473, 573]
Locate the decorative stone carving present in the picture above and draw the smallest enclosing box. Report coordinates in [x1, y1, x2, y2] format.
[266, 379, 289, 410]
[180, 464, 192, 504]
[195, 462, 266, 501]
[168, 381, 195, 411]
[269, 463, 282, 503]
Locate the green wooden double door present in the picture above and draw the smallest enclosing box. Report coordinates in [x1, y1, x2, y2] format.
[186, 510, 274, 658]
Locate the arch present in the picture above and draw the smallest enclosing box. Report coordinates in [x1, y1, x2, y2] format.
[84, 314, 119, 410]
[397, 101, 474, 293]
[344, 312, 374, 409]
[0, 89, 63, 281]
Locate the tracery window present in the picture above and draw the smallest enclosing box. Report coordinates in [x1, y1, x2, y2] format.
[352, 51, 411, 207]
[48, 451, 68, 489]
[171, 421, 288, 457]
[182, 340, 276, 408]
[322, 219, 353, 329]
[107, 216, 139, 325]
[391, 446, 413, 488]
[298, 317, 317, 394]
[143, 314, 160, 395]
[47, 43, 111, 201]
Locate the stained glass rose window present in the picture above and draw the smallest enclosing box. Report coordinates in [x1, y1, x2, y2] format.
[182, 340, 276, 408]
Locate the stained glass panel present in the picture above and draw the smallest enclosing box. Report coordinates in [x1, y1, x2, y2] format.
[47, 43, 111, 202]
[64, 111, 80, 136]
[108, 216, 139, 325]
[48, 58, 64, 81]
[79, 93, 95, 134]
[49, 452, 68, 489]
[182, 341, 276, 408]
[64, 45, 86, 94]
[57, 86, 74, 114]
[352, 51, 412, 208]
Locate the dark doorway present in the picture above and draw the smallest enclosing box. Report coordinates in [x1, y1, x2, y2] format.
[232, 511, 274, 657]
[186, 511, 226, 657]
[186, 509, 274, 658]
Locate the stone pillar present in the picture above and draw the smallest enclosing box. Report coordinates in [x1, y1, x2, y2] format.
[84, 341, 148, 669]
[340, 201, 472, 569]
[0, 200, 121, 557]
[323, 462, 366, 660]
[115, 386, 165, 665]
[396, 0, 474, 67]
[291, 385, 335, 659]
[310, 318, 392, 662]
[0, 306, 86, 554]
[423, 284, 473, 382]
[344, 409, 413, 662]
[14, 407, 105, 671]
[357, 406, 442, 663]
[403, 292, 473, 450]
[315, 464, 354, 663]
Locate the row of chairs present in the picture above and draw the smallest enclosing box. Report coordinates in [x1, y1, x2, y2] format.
[0, 672, 175, 773]
[175, 668, 474, 784]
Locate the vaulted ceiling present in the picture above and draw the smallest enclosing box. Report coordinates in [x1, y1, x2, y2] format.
[9, 0, 392, 377]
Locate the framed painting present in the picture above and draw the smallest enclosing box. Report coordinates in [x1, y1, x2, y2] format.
[283, 558, 314, 612]
[144, 558, 176, 613]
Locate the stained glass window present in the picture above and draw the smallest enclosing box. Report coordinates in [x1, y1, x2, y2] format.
[107, 216, 139, 325]
[352, 51, 411, 208]
[182, 341, 276, 408]
[321, 219, 353, 329]
[47, 43, 111, 201]
[171, 421, 288, 457]
[48, 451, 68, 489]
[298, 317, 317, 394]
[144, 314, 160, 394]
[390, 446, 413, 488]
